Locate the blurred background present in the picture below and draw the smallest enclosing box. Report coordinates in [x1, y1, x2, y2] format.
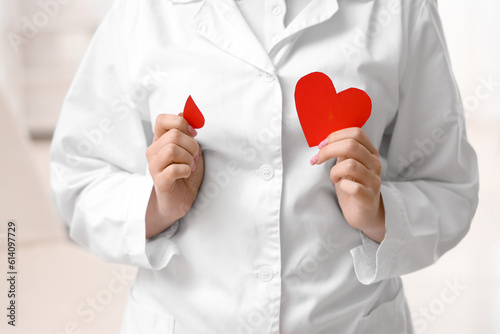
[0, 0, 499, 333]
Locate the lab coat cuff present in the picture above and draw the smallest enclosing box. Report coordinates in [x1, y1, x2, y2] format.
[350, 182, 409, 285]
[124, 175, 179, 271]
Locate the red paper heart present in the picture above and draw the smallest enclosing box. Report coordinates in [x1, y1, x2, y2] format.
[294, 72, 372, 147]
[183, 95, 205, 129]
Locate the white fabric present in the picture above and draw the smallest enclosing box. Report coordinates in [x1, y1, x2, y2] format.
[50, 0, 479, 333]
[235, 0, 313, 50]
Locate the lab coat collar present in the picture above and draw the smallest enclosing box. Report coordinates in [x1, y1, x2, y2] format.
[183, 0, 339, 72]
[282, 0, 339, 40]
[191, 0, 276, 73]
[269, 0, 339, 63]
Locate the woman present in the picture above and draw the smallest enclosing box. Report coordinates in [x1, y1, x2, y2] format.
[50, 0, 479, 332]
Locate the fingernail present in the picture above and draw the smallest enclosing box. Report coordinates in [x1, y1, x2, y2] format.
[187, 125, 198, 137]
[192, 162, 197, 172]
[318, 138, 328, 149]
[310, 153, 319, 165]
[194, 153, 200, 162]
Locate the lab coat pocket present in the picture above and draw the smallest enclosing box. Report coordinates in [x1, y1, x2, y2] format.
[356, 286, 413, 334]
[121, 291, 176, 334]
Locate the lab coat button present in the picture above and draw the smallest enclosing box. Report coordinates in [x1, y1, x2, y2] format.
[256, 165, 274, 181]
[258, 267, 274, 282]
[272, 6, 282, 16]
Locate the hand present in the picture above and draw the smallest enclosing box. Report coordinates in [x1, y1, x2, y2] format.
[145, 113, 205, 239]
[310, 128, 385, 243]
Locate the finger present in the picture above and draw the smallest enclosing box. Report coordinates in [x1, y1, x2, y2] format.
[156, 164, 193, 190]
[320, 128, 379, 156]
[149, 143, 195, 176]
[330, 158, 381, 189]
[338, 178, 371, 201]
[316, 139, 380, 172]
[153, 114, 197, 141]
[147, 128, 200, 159]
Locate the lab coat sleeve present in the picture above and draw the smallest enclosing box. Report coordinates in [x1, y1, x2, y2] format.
[49, 0, 179, 270]
[350, 0, 479, 285]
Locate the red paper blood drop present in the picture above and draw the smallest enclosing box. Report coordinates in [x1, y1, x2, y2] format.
[183, 95, 205, 129]
[294, 72, 372, 147]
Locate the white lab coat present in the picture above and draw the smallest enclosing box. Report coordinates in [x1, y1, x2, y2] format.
[50, 0, 479, 333]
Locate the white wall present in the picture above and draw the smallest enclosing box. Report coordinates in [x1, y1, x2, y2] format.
[0, 0, 23, 119]
[440, 0, 500, 121]
[2, 0, 114, 137]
